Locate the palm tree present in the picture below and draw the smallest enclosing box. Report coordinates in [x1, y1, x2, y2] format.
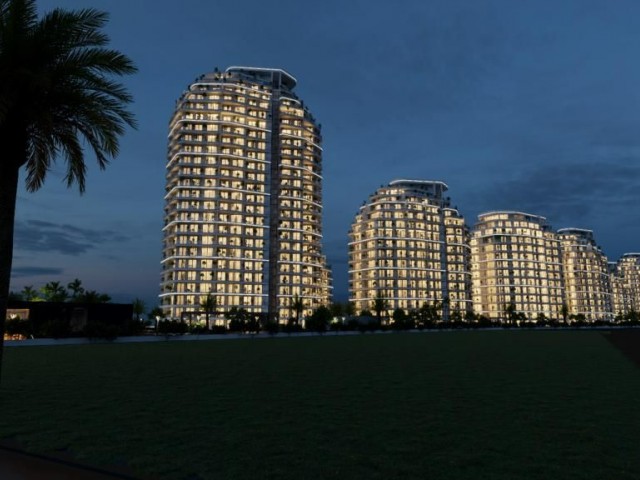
[148, 306, 165, 334]
[504, 302, 518, 325]
[77, 290, 111, 304]
[561, 303, 569, 325]
[0, 0, 136, 384]
[372, 290, 388, 326]
[40, 281, 67, 302]
[291, 294, 304, 326]
[20, 285, 39, 301]
[67, 278, 84, 300]
[344, 301, 356, 317]
[132, 298, 145, 322]
[200, 294, 217, 330]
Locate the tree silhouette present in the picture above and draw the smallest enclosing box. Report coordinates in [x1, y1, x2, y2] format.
[344, 301, 356, 317]
[77, 290, 111, 303]
[372, 290, 388, 325]
[329, 302, 343, 320]
[392, 307, 411, 330]
[200, 294, 217, 330]
[40, 281, 68, 302]
[504, 302, 518, 325]
[67, 278, 84, 300]
[291, 294, 304, 326]
[20, 285, 40, 301]
[132, 298, 146, 322]
[306, 306, 331, 333]
[0, 0, 136, 384]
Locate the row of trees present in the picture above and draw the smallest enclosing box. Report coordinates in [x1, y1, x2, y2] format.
[154, 303, 640, 337]
[358, 292, 638, 326]
[10, 279, 111, 303]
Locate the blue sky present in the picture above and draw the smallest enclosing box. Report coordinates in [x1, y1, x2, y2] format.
[11, 0, 640, 308]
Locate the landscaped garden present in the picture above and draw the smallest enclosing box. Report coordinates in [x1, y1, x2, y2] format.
[1, 330, 639, 479]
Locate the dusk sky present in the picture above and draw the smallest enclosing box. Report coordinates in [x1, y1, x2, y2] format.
[11, 0, 640, 308]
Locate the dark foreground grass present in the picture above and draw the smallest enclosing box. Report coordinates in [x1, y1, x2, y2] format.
[1, 331, 639, 479]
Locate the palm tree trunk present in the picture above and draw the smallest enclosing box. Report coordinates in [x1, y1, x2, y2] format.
[0, 160, 20, 387]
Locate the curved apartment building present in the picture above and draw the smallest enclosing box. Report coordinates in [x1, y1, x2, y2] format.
[161, 67, 331, 322]
[348, 180, 470, 320]
[610, 253, 640, 317]
[557, 228, 613, 321]
[470, 212, 564, 321]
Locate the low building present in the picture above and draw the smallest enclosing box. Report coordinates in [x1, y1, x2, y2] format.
[5, 301, 134, 338]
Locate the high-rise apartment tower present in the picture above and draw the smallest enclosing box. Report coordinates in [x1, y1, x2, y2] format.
[610, 253, 640, 317]
[557, 228, 613, 321]
[470, 211, 564, 321]
[161, 67, 332, 322]
[349, 180, 471, 320]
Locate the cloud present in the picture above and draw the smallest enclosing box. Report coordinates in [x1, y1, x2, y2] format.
[475, 160, 640, 225]
[14, 219, 131, 256]
[11, 266, 64, 278]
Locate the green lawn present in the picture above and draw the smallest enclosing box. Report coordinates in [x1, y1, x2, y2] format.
[0, 331, 639, 479]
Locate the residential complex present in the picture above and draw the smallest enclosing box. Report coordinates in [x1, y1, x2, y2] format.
[160, 66, 332, 322]
[348, 180, 470, 319]
[470, 212, 564, 321]
[158, 67, 638, 325]
[558, 228, 613, 321]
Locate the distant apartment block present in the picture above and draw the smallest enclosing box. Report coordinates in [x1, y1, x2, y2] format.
[557, 228, 613, 321]
[348, 180, 470, 320]
[610, 253, 640, 317]
[470, 212, 564, 321]
[161, 66, 332, 322]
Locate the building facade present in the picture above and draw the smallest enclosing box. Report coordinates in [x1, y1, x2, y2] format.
[470, 212, 564, 321]
[610, 253, 640, 317]
[161, 67, 332, 322]
[557, 228, 613, 321]
[348, 180, 470, 320]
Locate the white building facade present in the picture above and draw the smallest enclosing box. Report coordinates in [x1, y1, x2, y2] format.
[470, 212, 564, 321]
[348, 180, 470, 320]
[161, 67, 332, 322]
[558, 228, 613, 321]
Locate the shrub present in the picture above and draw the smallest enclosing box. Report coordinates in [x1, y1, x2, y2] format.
[245, 318, 260, 334]
[476, 316, 493, 328]
[190, 324, 210, 335]
[126, 319, 145, 336]
[157, 320, 188, 335]
[40, 319, 71, 338]
[228, 319, 245, 333]
[284, 322, 303, 334]
[345, 319, 360, 331]
[84, 322, 119, 341]
[392, 308, 413, 330]
[5, 318, 30, 337]
[306, 306, 331, 333]
[264, 321, 279, 335]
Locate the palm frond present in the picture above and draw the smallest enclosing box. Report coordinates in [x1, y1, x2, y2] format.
[0, 0, 137, 191]
[38, 8, 109, 49]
